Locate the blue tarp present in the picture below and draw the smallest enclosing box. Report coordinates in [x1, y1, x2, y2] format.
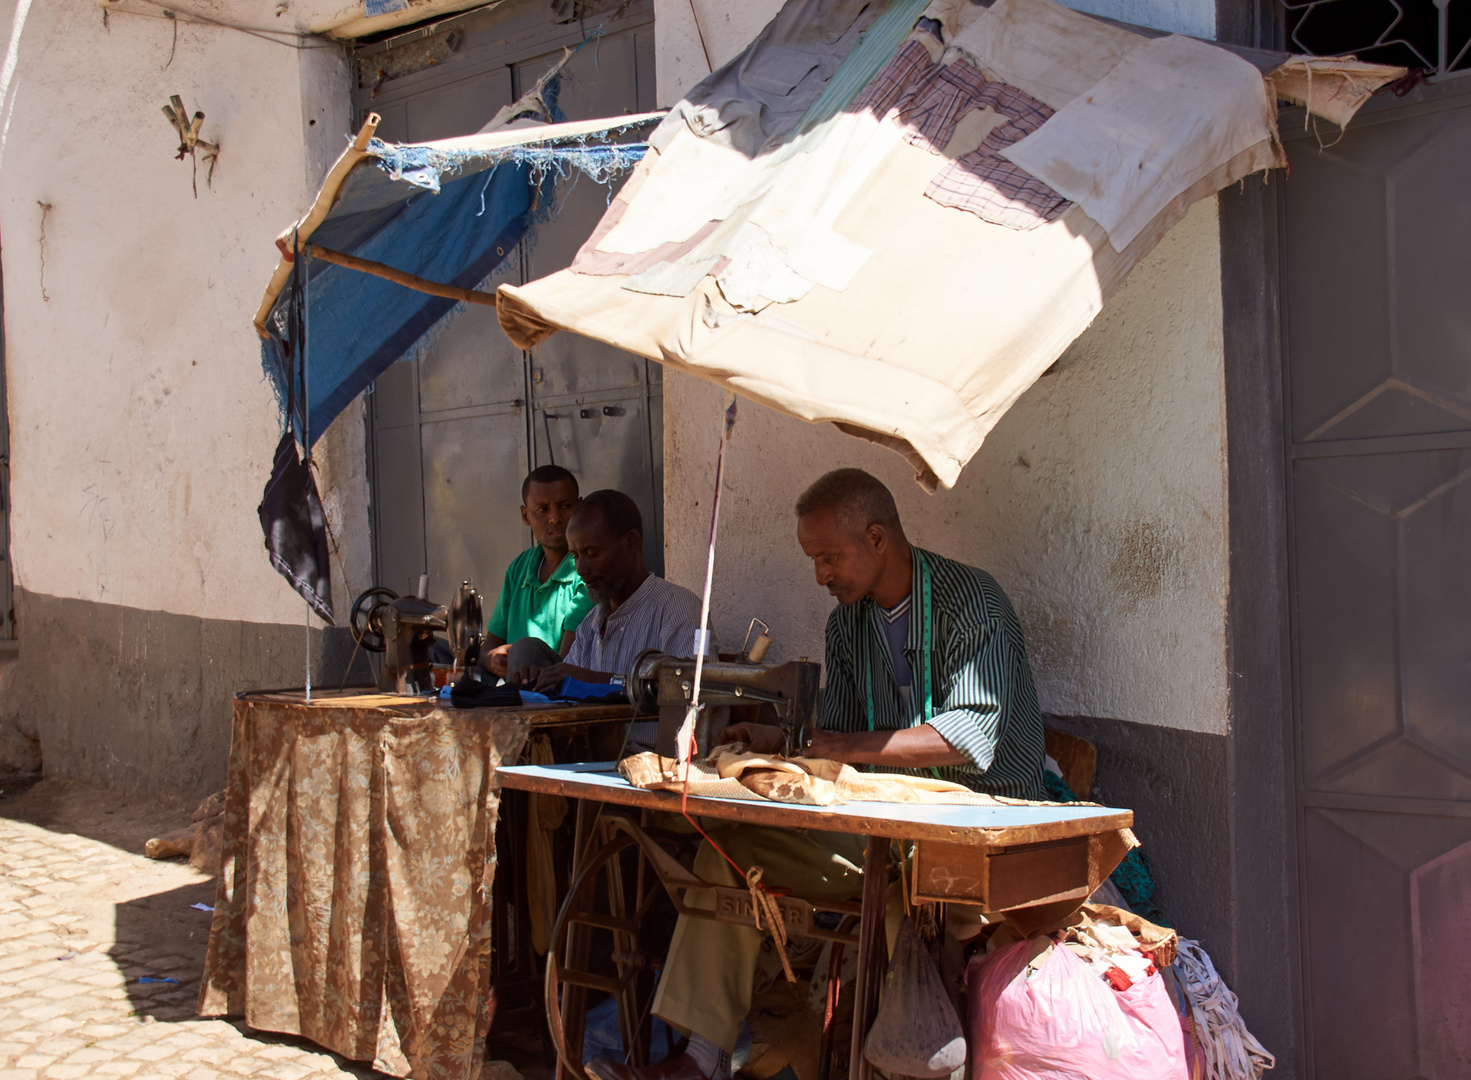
[259, 117, 655, 447]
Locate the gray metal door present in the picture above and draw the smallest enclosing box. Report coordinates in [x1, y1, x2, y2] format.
[359, 0, 661, 601]
[1282, 82, 1471, 1078]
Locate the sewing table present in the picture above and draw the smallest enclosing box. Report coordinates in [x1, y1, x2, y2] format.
[197, 689, 634, 1080]
[496, 761, 1134, 1080]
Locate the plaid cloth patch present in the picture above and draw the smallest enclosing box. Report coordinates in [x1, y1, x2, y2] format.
[848, 43, 1070, 231]
[896, 59, 1070, 230]
[852, 38, 936, 117]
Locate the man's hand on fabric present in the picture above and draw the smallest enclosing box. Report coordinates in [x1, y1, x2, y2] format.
[486, 643, 512, 679]
[716, 722, 786, 755]
[532, 662, 611, 694]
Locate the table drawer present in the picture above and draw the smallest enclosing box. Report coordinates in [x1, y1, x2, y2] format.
[911, 835, 1092, 910]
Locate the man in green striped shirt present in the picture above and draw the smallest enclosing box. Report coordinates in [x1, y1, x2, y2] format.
[590, 469, 1045, 1080]
[793, 467, 1047, 800]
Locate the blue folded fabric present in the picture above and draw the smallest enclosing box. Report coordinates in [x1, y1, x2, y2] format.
[552, 677, 629, 704]
[518, 691, 551, 704]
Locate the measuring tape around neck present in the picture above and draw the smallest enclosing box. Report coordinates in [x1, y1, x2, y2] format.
[865, 547, 934, 732]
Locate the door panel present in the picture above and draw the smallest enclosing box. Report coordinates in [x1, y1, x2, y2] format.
[421, 408, 529, 601]
[363, 1, 663, 605]
[416, 278, 526, 414]
[1288, 103, 1471, 443]
[372, 415, 427, 597]
[534, 390, 661, 573]
[1284, 84, 1471, 1077]
[404, 68, 514, 141]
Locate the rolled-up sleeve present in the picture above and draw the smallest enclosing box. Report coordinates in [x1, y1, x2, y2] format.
[923, 622, 1016, 772]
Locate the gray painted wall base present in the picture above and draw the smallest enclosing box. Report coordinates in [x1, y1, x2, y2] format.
[0, 589, 372, 802]
[1043, 713, 1232, 957]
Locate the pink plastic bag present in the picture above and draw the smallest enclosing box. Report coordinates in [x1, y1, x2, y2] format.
[965, 940, 1188, 1080]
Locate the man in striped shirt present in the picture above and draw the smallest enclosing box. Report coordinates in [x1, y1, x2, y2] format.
[589, 470, 1045, 1080]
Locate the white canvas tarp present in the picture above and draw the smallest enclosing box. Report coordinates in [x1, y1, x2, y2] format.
[497, 0, 1401, 490]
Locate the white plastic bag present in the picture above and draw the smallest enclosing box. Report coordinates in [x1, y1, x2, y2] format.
[865, 918, 967, 1079]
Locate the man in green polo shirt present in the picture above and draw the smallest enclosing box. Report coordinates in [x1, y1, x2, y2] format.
[484, 465, 595, 682]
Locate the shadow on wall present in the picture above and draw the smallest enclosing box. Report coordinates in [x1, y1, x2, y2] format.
[0, 589, 375, 804]
[1042, 712, 1232, 973]
[0, 655, 41, 778]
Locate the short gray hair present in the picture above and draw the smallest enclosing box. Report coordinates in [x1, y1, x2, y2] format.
[795, 468, 902, 535]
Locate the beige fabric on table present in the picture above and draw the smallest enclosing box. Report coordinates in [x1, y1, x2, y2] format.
[652, 824, 868, 1052]
[619, 749, 1077, 806]
[198, 698, 532, 1080]
[497, 0, 1400, 491]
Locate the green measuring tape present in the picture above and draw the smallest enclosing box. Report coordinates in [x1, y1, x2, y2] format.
[864, 550, 937, 779]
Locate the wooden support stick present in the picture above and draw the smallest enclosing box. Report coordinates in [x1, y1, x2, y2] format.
[850, 835, 891, 1080]
[304, 244, 498, 308]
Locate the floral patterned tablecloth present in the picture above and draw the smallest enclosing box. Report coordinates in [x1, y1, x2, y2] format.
[198, 694, 533, 1079]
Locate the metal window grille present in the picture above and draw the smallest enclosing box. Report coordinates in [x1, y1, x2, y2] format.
[1282, 0, 1471, 74]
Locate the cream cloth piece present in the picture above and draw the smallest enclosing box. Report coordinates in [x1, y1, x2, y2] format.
[1003, 33, 1279, 251]
[948, 0, 1148, 110]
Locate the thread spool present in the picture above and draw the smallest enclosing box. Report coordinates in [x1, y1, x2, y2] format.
[747, 630, 773, 663]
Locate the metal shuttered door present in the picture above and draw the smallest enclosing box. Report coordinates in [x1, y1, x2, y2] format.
[354, 0, 661, 605]
[1282, 80, 1471, 1078]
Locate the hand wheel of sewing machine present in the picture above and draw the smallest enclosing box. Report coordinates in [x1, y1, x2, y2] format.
[544, 816, 691, 1080]
[348, 587, 399, 652]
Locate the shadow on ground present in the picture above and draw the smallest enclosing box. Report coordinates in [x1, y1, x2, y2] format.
[0, 776, 197, 854]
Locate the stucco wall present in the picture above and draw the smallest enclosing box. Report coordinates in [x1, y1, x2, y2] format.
[0, 0, 366, 630]
[664, 199, 1229, 735]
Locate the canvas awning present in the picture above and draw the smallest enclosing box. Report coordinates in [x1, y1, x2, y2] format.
[496, 0, 1403, 490]
[254, 103, 662, 446]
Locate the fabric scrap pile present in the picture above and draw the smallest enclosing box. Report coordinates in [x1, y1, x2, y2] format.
[967, 903, 1273, 1080]
[498, 0, 1402, 490]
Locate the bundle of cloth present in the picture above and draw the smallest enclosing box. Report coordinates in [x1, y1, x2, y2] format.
[619, 747, 1066, 806]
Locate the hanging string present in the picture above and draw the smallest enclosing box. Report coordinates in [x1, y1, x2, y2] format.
[299, 231, 314, 704]
[674, 394, 737, 770]
[668, 396, 797, 982]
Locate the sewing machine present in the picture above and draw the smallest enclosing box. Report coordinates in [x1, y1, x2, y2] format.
[624, 648, 821, 758]
[350, 579, 484, 694]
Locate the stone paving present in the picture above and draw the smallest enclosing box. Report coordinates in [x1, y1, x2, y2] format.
[0, 794, 379, 1080]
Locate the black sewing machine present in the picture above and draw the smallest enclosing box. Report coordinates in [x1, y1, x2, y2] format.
[624, 648, 821, 759]
[349, 580, 484, 693]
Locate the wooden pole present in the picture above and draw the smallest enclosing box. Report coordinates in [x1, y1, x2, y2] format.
[304, 244, 499, 309]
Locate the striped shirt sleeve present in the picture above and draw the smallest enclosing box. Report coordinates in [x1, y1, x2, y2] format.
[924, 620, 1016, 771]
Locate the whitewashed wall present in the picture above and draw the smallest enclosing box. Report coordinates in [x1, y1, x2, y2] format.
[0, 0, 366, 629]
[656, 0, 1231, 734]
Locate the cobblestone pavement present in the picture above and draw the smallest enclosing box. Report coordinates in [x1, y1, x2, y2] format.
[0, 781, 380, 1080]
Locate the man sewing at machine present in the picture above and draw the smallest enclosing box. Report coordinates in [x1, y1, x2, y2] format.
[483, 465, 595, 683]
[515, 489, 712, 694]
[588, 468, 1045, 1080]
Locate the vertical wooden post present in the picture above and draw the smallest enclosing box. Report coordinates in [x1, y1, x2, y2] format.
[558, 799, 601, 1080]
[849, 835, 890, 1080]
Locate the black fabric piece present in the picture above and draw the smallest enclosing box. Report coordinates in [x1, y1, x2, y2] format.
[449, 676, 524, 709]
[258, 431, 334, 625]
[258, 241, 334, 624]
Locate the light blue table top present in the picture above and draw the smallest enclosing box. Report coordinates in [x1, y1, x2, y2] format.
[497, 761, 1131, 844]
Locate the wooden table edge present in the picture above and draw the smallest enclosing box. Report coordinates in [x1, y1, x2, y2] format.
[495, 765, 1134, 845]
